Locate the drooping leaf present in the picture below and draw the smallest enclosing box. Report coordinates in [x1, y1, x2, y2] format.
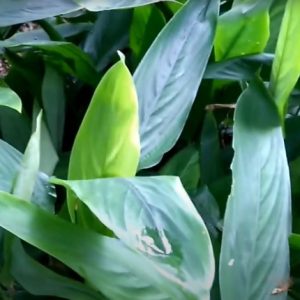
[11, 239, 104, 300]
[83, 10, 132, 72]
[220, 79, 291, 300]
[160, 145, 200, 192]
[68, 56, 140, 223]
[204, 53, 273, 81]
[134, 0, 219, 169]
[0, 80, 22, 113]
[0, 190, 206, 300]
[52, 176, 215, 300]
[0, 0, 80, 27]
[214, 0, 272, 61]
[74, 0, 172, 11]
[0, 42, 99, 86]
[269, 0, 300, 118]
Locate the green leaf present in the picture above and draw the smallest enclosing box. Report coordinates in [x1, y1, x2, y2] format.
[13, 111, 42, 201]
[0, 23, 92, 53]
[269, 0, 300, 118]
[0, 190, 206, 300]
[220, 79, 291, 300]
[130, 5, 166, 66]
[52, 176, 215, 300]
[68, 57, 140, 223]
[10, 239, 104, 300]
[200, 111, 224, 185]
[160, 145, 200, 192]
[0, 81, 22, 113]
[83, 10, 132, 72]
[0, 0, 80, 27]
[0, 42, 99, 86]
[42, 64, 66, 151]
[204, 54, 273, 81]
[74, 0, 173, 11]
[214, 0, 272, 61]
[134, 0, 219, 169]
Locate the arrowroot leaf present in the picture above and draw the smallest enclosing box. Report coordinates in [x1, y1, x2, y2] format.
[67, 56, 140, 225]
[220, 79, 291, 300]
[0, 81, 22, 113]
[0, 190, 207, 300]
[52, 176, 215, 300]
[214, 0, 272, 61]
[134, 0, 219, 169]
[74, 0, 173, 11]
[269, 0, 300, 118]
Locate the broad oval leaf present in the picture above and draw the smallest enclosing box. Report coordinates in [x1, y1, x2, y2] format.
[269, 0, 300, 118]
[0, 190, 206, 300]
[220, 79, 291, 300]
[134, 0, 219, 169]
[214, 0, 271, 61]
[53, 176, 215, 300]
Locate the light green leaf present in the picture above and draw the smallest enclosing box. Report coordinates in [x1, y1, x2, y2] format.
[220, 79, 291, 300]
[160, 145, 200, 192]
[0, 190, 204, 300]
[269, 0, 300, 118]
[0, 81, 22, 113]
[52, 176, 215, 300]
[11, 239, 105, 300]
[13, 111, 42, 201]
[214, 0, 272, 61]
[0, 139, 54, 211]
[134, 0, 219, 169]
[68, 57, 140, 224]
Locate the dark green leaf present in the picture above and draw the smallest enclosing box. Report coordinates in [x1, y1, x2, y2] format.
[160, 145, 200, 192]
[134, 0, 219, 169]
[83, 10, 132, 72]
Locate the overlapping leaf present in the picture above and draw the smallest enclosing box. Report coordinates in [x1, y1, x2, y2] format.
[134, 0, 219, 169]
[53, 176, 215, 300]
[220, 79, 291, 300]
[269, 0, 300, 118]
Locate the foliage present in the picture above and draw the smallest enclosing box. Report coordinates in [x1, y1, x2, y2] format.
[0, 0, 299, 299]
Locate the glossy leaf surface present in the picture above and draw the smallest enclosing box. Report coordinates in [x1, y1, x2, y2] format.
[214, 0, 271, 61]
[53, 176, 215, 300]
[134, 0, 219, 169]
[220, 79, 291, 300]
[0, 81, 22, 113]
[269, 0, 300, 117]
